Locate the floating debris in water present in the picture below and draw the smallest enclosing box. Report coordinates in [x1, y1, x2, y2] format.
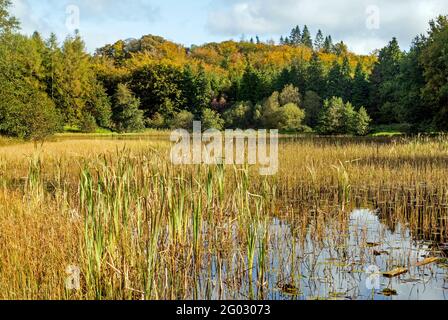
[329, 291, 348, 298]
[383, 267, 408, 278]
[280, 284, 301, 296]
[400, 278, 422, 284]
[416, 257, 439, 267]
[381, 288, 398, 296]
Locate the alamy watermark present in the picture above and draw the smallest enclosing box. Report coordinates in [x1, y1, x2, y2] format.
[66, 5, 80, 32]
[366, 5, 381, 30]
[170, 122, 279, 175]
[65, 265, 80, 291]
[365, 265, 381, 290]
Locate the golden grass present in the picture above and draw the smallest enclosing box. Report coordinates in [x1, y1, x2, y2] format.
[0, 135, 447, 299]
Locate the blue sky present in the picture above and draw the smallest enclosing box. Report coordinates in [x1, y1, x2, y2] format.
[11, 0, 448, 54]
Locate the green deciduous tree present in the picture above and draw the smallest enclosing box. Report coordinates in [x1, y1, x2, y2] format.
[277, 103, 305, 131]
[355, 107, 372, 136]
[318, 97, 371, 135]
[259, 89, 305, 131]
[112, 83, 145, 133]
[202, 108, 224, 130]
[1, 79, 61, 141]
[130, 62, 184, 118]
[317, 97, 345, 135]
[279, 84, 302, 106]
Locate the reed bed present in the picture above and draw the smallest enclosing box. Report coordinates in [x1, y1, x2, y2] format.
[0, 135, 447, 299]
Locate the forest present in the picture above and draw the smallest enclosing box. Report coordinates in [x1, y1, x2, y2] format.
[1, 0, 448, 140]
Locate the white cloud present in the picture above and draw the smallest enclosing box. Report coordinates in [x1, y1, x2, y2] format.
[11, 0, 52, 34]
[10, 0, 160, 51]
[206, 0, 448, 54]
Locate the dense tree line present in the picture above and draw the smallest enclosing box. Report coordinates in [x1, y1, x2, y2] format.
[1, 0, 448, 140]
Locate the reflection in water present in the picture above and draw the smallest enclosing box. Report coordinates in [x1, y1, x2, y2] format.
[208, 210, 447, 300]
[347, 210, 447, 300]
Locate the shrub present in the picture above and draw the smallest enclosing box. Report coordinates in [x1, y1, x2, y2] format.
[252, 104, 263, 127]
[202, 108, 224, 130]
[0, 90, 62, 141]
[79, 113, 98, 133]
[223, 101, 253, 128]
[260, 92, 281, 129]
[23, 92, 62, 142]
[277, 103, 306, 131]
[170, 110, 194, 130]
[146, 112, 166, 129]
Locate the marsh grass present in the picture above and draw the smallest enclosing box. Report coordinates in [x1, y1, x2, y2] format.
[0, 136, 447, 299]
